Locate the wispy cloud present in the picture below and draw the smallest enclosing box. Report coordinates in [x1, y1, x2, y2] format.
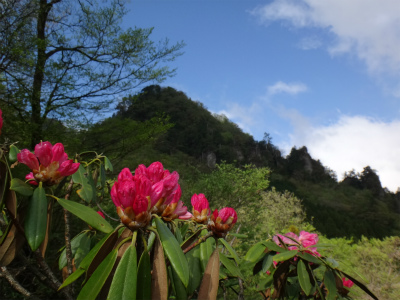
[267, 81, 308, 96]
[250, 0, 400, 95]
[280, 113, 400, 191]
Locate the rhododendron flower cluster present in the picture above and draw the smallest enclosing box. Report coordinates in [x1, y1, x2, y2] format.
[17, 142, 80, 186]
[273, 230, 320, 256]
[111, 162, 192, 229]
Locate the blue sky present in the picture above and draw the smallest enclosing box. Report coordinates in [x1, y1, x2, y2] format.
[124, 0, 400, 191]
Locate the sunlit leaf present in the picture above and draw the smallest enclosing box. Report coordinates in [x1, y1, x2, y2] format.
[273, 250, 298, 262]
[297, 252, 321, 265]
[56, 197, 113, 233]
[155, 217, 189, 287]
[8, 145, 19, 162]
[244, 241, 267, 263]
[104, 156, 113, 172]
[108, 243, 137, 300]
[72, 165, 93, 203]
[262, 240, 285, 253]
[199, 229, 214, 272]
[186, 246, 201, 296]
[219, 238, 240, 264]
[219, 252, 244, 279]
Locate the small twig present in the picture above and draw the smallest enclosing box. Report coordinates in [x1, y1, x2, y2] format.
[182, 231, 213, 254]
[0, 266, 41, 300]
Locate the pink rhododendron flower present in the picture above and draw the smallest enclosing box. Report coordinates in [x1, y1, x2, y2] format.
[209, 207, 237, 237]
[342, 278, 354, 288]
[273, 231, 320, 256]
[17, 142, 79, 186]
[191, 193, 210, 224]
[111, 168, 152, 230]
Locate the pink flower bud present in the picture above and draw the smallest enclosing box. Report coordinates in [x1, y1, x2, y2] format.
[146, 161, 165, 183]
[25, 173, 38, 186]
[51, 143, 66, 163]
[191, 193, 210, 224]
[18, 149, 39, 170]
[209, 207, 237, 237]
[34, 141, 53, 167]
[118, 168, 133, 181]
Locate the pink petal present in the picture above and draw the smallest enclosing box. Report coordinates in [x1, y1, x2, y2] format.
[179, 211, 193, 220]
[116, 179, 136, 208]
[191, 193, 209, 212]
[34, 141, 53, 167]
[25, 172, 38, 186]
[118, 168, 133, 181]
[58, 160, 80, 176]
[218, 207, 237, 224]
[17, 149, 39, 170]
[132, 195, 149, 215]
[146, 161, 165, 183]
[51, 143, 66, 162]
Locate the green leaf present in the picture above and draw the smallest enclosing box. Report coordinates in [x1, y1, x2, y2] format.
[219, 252, 244, 279]
[77, 248, 118, 300]
[297, 259, 313, 296]
[229, 233, 247, 238]
[155, 217, 189, 287]
[244, 241, 267, 263]
[10, 178, 33, 196]
[171, 266, 187, 300]
[273, 250, 298, 262]
[56, 197, 113, 233]
[24, 184, 47, 251]
[297, 252, 321, 265]
[59, 268, 85, 290]
[174, 225, 183, 244]
[262, 240, 285, 253]
[99, 164, 106, 188]
[199, 229, 214, 272]
[104, 156, 113, 172]
[137, 246, 151, 300]
[219, 238, 240, 264]
[186, 246, 201, 296]
[59, 232, 89, 270]
[108, 243, 137, 300]
[180, 223, 189, 237]
[262, 253, 274, 273]
[74, 234, 92, 269]
[9, 145, 19, 162]
[86, 168, 97, 203]
[72, 165, 93, 203]
[324, 269, 338, 300]
[256, 275, 274, 291]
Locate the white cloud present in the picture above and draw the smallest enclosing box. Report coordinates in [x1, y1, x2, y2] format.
[250, 0, 400, 82]
[268, 81, 308, 95]
[297, 36, 322, 50]
[283, 114, 400, 191]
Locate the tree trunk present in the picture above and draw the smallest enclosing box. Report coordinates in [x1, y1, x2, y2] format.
[30, 0, 51, 147]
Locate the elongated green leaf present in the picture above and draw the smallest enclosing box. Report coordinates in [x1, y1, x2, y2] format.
[174, 225, 183, 244]
[262, 253, 274, 273]
[199, 229, 214, 272]
[273, 250, 298, 262]
[219, 238, 240, 264]
[99, 164, 106, 188]
[256, 275, 274, 291]
[59, 268, 85, 290]
[86, 168, 97, 203]
[24, 185, 47, 251]
[108, 243, 137, 300]
[155, 218, 189, 287]
[9, 145, 19, 162]
[262, 240, 285, 253]
[297, 259, 312, 296]
[74, 234, 92, 269]
[180, 223, 189, 237]
[59, 232, 89, 270]
[171, 266, 187, 300]
[72, 165, 93, 203]
[137, 246, 151, 300]
[297, 252, 321, 265]
[219, 253, 244, 279]
[186, 246, 201, 296]
[77, 249, 118, 300]
[10, 178, 33, 197]
[56, 197, 113, 233]
[324, 269, 338, 300]
[244, 241, 267, 263]
[104, 156, 113, 172]
[80, 230, 117, 270]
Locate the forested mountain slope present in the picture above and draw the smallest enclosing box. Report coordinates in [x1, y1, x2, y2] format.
[93, 84, 400, 239]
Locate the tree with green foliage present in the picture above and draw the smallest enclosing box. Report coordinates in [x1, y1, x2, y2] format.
[0, 0, 184, 147]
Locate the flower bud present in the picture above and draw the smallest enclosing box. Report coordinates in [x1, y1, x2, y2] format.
[191, 193, 210, 224]
[209, 207, 237, 237]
